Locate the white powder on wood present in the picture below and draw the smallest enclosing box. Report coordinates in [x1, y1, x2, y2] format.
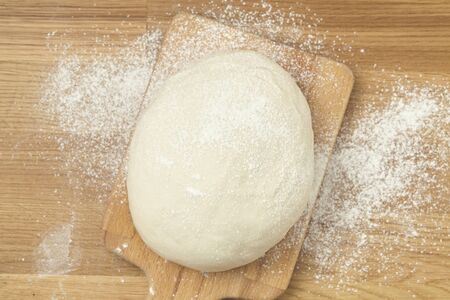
[40, 31, 162, 201]
[185, 0, 354, 61]
[36, 0, 449, 292]
[34, 223, 80, 275]
[302, 79, 449, 287]
[36, 29, 161, 276]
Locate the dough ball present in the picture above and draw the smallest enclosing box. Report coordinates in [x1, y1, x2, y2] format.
[127, 50, 314, 272]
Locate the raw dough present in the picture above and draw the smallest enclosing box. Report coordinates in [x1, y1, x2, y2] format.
[127, 50, 314, 272]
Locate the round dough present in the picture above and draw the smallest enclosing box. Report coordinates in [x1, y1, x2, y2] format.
[127, 50, 314, 272]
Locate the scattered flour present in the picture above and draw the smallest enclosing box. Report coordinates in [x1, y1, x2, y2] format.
[184, 0, 353, 61]
[302, 79, 449, 287]
[113, 242, 129, 255]
[40, 30, 162, 201]
[149, 285, 156, 296]
[34, 223, 80, 275]
[37, 29, 162, 277]
[36, 0, 449, 293]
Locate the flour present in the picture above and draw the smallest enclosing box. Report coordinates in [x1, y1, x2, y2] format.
[186, 0, 354, 61]
[34, 223, 80, 275]
[40, 31, 162, 201]
[302, 79, 449, 287]
[36, 29, 161, 278]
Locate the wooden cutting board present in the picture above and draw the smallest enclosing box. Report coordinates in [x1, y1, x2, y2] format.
[103, 13, 353, 299]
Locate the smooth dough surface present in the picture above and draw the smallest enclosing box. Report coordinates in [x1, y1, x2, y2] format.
[127, 50, 314, 272]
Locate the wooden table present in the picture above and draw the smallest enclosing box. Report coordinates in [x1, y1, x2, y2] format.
[0, 1, 449, 299]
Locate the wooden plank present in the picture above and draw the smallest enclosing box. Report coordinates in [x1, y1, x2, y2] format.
[0, 0, 147, 18]
[0, 274, 148, 299]
[0, 270, 448, 300]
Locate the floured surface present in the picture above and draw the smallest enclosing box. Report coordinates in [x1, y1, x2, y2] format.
[40, 31, 162, 204]
[34, 221, 80, 275]
[2, 0, 450, 299]
[104, 12, 353, 299]
[301, 78, 450, 289]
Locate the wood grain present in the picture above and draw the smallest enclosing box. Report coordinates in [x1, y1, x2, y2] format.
[0, 274, 148, 299]
[0, 0, 449, 299]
